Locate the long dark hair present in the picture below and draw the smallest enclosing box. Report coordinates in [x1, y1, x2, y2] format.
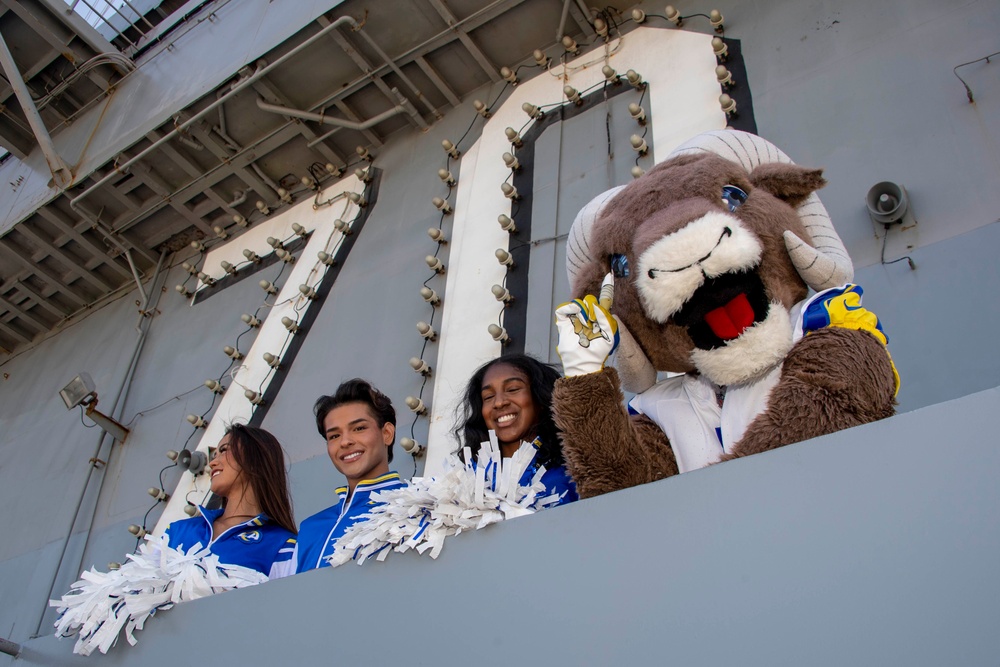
[454, 353, 564, 468]
[224, 423, 297, 534]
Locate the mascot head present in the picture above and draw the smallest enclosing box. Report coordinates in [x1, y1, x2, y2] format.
[566, 130, 853, 390]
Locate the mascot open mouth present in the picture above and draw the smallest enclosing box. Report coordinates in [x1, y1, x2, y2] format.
[672, 270, 770, 350]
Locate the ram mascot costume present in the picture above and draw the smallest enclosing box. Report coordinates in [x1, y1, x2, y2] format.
[553, 130, 899, 498]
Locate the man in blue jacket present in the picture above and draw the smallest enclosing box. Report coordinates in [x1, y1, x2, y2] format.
[280, 378, 406, 574]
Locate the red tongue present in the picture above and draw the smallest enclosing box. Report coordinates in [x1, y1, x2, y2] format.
[703, 293, 755, 340]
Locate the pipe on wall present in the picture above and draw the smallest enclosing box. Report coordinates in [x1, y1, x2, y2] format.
[34, 250, 168, 636]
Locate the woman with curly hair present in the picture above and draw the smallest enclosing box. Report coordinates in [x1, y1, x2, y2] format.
[456, 353, 578, 506]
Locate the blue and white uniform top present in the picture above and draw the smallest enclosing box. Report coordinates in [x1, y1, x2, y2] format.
[521, 438, 578, 505]
[164, 506, 296, 579]
[291, 471, 406, 574]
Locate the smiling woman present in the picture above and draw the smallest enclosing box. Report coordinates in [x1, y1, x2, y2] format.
[456, 354, 578, 506]
[163, 424, 298, 579]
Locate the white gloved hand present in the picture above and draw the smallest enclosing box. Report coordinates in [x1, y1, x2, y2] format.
[555, 285, 620, 377]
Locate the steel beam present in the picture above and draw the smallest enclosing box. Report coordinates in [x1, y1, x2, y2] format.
[0, 27, 73, 186]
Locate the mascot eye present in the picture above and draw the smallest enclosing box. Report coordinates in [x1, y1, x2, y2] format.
[610, 253, 630, 278]
[721, 185, 748, 212]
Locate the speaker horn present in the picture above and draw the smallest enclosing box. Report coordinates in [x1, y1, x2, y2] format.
[866, 181, 909, 225]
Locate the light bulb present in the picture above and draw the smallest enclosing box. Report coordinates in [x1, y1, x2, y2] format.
[348, 191, 367, 207]
[128, 524, 147, 537]
[503, 152, 520, 170]
[719, 93, 737, 116]
[241, 313, 261, 327]
[710, 9, 724, 31]
[186, 414, 207, 428]
[416, 321, 438, 341]
[213, 225, 228, 239]
[602, 65, 620, 84]
[334, 218, 352, 235]
[409, 357, 432, 376]
[438, 168, 456, 186]
[278, 187, 293, 203]
[175, 284, 191, 297]
[420, 286, 441, 305]
[299, 284, 318, 299]
[498, 214, 517, 233]
[356, 145, 373, 161]
[148, 487, 169, 501]
[625, 69, 645, 89]
[181, 261, 197, 274]
[716, 65, 734, 88]
[501, 183, 519, 200]
[631, 165, 645, 179]
[183, 504, 198, 517]
[281, 316, 300, 333]
[630, 134, 649, 155]
[400, 437, 424, 455]
[500, 66, 518, 84]
[594, 17, 608, 38]
[221, 260, 237, 275]
[495, 248, 515, 267]
[266, 236, 283, 249]
[712, 37, 728, 60]
[564, 85, 582, 105]
[259, 279, 278, 295]
[243, 249, 260, 262]
[325, 162, 343, 177]
[291, 222, 307, 237]
[562, 35, 579, 55]
[473, 99, 491, 118]
[504, 127, 523, 147]
[428, 228, 447, 244]
[190, 240, 206, 252]
[300, 176, 318, 191]
[405, 396, 427, 415]
[665, 5, 681, 25]
[629, 103, 647, 125]
[355, 167, 372, 183]
[488, 323, 509, 343]
[263, 352, 280, 368]
[166, 450, 179, 461]
[425, 255, 445, 273]
[198, 272, 215, 285]
[632, 8, 646, 23]
[256, 200, 270, 215]
[204, 379, 225, 394]
[533, 49, 549, 67]
[522, 102, 543, 119]
[492, 284, 512, 302]
[317, 251, 336, 266]
[432, 196, 453, 214]
[224, 345, 243, 360]
[245, 389, 265, 406]
[442, 139, 460, 158]
[233, 214, 248, 227]
[275, 248, 295, 263]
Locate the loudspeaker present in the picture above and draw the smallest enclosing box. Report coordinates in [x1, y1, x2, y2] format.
[866, 181, 909, 225]
[176, 449, 208, 475]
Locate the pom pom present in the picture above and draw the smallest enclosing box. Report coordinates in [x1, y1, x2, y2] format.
[327, 436, 563, 567]
[50, 535, 266, 655]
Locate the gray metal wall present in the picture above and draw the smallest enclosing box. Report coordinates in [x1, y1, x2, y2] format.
[10, 385, 1000, 666]
[1, 0, 998, 655]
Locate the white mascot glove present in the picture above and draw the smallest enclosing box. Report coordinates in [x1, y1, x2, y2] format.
[555, 275, 620, 377]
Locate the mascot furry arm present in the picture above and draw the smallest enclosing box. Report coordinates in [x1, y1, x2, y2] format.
[553, 131, 898, 499]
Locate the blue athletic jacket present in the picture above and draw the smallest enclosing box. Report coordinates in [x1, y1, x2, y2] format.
[293, 472, 406, 573]
[165, 506, 296, 579]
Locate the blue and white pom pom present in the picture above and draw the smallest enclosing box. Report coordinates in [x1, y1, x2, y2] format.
[327, 434, 563, 567]
[50, 534, 266, 656]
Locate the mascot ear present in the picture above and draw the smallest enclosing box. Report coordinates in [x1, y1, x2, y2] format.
[748, 163, 826, 208]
